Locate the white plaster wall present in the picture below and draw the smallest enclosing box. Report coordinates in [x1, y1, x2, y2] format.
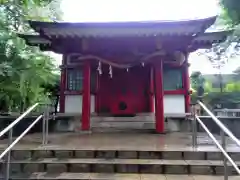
[164, 95, 185, 114]
[153, 95, 185, 115]
[65, 95, 95, 113]
[65, 95, 82, 113]
[90, 95, 95, 113]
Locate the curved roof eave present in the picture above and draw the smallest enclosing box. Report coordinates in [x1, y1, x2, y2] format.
[28, 16, 217, 28]
[27, 16, 217, 38]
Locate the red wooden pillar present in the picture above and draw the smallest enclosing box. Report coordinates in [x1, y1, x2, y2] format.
[60, 55, 66, 113]
[81, 61, 91, 130]
[183, 63, 190, 113]
[154, 60, 164, 133]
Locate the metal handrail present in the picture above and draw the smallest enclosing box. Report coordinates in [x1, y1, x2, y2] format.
[198, 101, 240, 147]
[192, 100, 240, 180]
[0, 115, 43, 160]
[0, 103, 52, 180]
[214, 109, 240, 113]
[195, 115, 240, 174]
[0, 103, 39, 138]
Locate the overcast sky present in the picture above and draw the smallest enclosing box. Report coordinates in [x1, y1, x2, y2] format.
[50, 0, 240, 74]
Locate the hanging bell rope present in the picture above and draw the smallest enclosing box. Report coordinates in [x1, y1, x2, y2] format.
[97, 61, 102, 75]
[109, 65, 113, 78]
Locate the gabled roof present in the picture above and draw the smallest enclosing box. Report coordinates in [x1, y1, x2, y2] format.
[18, 34, 51, 45]
[188, 30, 232, 51]
[28, 16, 217, 38]
[18, 30, 231, 52]
[193, 31, 231, 44]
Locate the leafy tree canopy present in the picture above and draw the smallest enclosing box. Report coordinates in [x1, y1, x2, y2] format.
[196, 0, 240, 71]
[0, 0, 61, 112]
[220, 0, 240, 26]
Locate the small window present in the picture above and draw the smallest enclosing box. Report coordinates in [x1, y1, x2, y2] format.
[67, 69, 83, 91]
[163, 68, 183, 90]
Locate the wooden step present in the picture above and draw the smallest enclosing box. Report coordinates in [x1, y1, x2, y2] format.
[2, 158, 240, 175]
[0, 173, 239, 180]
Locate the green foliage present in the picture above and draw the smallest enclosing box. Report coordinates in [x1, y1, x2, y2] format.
[190, 71, 205, 90]
[205, 92, 240, 108]
[224, 82, 240, 92]
[0, 0, 62, 22]
[190, 71, 206, 103]
[191, 81, 240, 107]
[190, 70, 240, 108]
[0, 0, 61, 112]
[197, 1, 240, 76]
[220, 0, 240, 26]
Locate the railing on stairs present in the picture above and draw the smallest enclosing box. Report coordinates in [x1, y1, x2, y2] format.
[214, 108, 240, 117]
[191, 100, 240, 180]
[0, 103, 54, 180]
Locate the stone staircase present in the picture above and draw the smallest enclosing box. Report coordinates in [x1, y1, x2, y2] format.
[0, 145, 239, 179]
[57, 114, 189, 133]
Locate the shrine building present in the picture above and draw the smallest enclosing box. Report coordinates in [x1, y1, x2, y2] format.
[19, 16, 230, 133]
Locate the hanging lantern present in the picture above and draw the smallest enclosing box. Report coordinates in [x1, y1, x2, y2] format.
[142, 62, 145, 67]
[126, 68, 129, 72]
[109, 65, 112, 78]
[97, 61, 102, 75]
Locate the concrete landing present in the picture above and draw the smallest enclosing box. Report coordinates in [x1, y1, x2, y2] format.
[0, 132, 239, 152]
[4, 173, 239, 180]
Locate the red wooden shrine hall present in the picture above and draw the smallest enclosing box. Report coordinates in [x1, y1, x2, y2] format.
[19, 16, 231, 133]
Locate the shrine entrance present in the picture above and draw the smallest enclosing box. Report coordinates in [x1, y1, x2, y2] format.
[19, 16, 230, 132]
[97, 66, 151, 115]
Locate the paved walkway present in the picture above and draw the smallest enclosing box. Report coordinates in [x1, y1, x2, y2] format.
[10, 173, 239, 180]
[0, 132, 239, 151]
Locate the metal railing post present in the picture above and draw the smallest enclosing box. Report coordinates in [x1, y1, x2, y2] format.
[42, 107, 46, 145]
[45, 105, 49, 145]
[192, 105, 197, 148]
[42, 104, 50, 145]
[5, 128, 12, 180]
[221, 130, 228, 180]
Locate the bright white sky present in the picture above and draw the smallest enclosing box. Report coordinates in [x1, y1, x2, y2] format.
[52, 0, 240, 74]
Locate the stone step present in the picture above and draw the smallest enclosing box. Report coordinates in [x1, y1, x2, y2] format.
[1, 173, 239, 180]
[9, 149, 240, 161]
[2, 158, 240, 175]
[56, 115, 190, 132]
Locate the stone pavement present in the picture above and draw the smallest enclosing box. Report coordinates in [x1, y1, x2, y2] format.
[7, 173, 240, 179]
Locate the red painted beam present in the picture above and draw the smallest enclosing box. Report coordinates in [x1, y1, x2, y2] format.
[154, 60, 164, 133]
[164, 90, 185, 95]
[81, 61, 91, 131]
[64, 91, 83, 95]
[59, 55, 66, 113]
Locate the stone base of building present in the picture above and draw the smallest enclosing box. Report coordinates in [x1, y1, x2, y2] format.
[54, 113, 191, 133]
